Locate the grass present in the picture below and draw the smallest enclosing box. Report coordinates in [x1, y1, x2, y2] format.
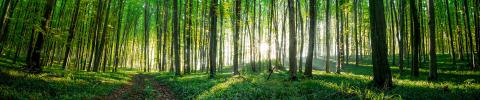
[0, 54, 479, 99]
[150, 55, 480, 100]
[0, 57, 136, 99]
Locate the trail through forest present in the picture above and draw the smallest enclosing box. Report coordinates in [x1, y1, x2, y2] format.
[97, 74, 176, 100]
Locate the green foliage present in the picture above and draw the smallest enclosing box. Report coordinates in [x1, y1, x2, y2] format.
[150, 57, 480, 100]
[0, 58, 135, 99]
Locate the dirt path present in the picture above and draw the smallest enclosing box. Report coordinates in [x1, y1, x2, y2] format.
[97, 74, 175, 100]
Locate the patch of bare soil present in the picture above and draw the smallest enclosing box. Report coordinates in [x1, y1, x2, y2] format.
[96, 74, 176, 100]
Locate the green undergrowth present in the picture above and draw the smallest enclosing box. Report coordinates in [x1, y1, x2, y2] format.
[0, 57, 136, 99]
[151, 56, 480, 100]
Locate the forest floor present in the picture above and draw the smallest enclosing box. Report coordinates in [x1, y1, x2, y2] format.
[1, 55, 479, 99]
[97, 74, 175, 100]
[150, 55, 480, 99]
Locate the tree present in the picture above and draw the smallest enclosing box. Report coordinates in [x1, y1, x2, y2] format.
[428, 0, 437, 80]
[287, 0, 297, 80]
[62, 0, 82, 70]
[173, 0, 181, 76]
[410, 0, 420, 77]
[476, 0, 480, 69]
[336, 0, 344, 74]
[369, 0, 393, 89]
[93, 0, 113, 72]
[354, 0, 359, 66]
[304, 0, 316, 77]
[0, 0, 17, 53]
[444, 0, 456, 66]
[233, 0, 241, 75]
[144, 0, 151, 72]
[462, 0, 475, 70]
[209, 0, 218, 78]
[26, 0, 56, 73]
[184, 0, 192, 74]
[114, 0, 124, 72]
[325, 0, 331, 73]
[399, 0, 406, 72]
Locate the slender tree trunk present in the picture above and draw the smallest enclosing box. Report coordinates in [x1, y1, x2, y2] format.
[389, 0, 396, 65]
[27, 0, 56, 73]
[462, 0, 475, 70]
[304, 0, 316, 77]
[209, 0, 218, 78]
[62, 0, 82, 70]
[325, 0, 331, 73]
[287, 0, 297, 80]
[185, 0, 193, 74]
[444, 0, 456, 66]
[0, 0, 16, 51]
[428, 0, 437, 80]
[410, 0, 420, 77]
[161, 0, 169, 71]
[173, 0, 181, 76]
[336, 0, 344, 74]
[454, 0, 464, 61]
[113, 0, 124, 72]
[93, 0, 112, 72]
[398, 0, 406, 73]
[268, 0, 275, 73]
[233, 0, 241, 75]
[369, 0, 393, 89]
[144, 0, 151, 72]
[354, 0, 359, 67]
[475, 0, 480, 70]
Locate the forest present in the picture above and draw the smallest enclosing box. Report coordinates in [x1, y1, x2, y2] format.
[0, 0, 479, 99]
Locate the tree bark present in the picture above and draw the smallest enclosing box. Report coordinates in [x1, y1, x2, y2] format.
[399, 0, 407, 73]
[173, 0, 181, 76]
[463, 0, 475, 70]
[287, 0, 297, 80]
[444, 0, 456, 66]
[428, 0, 437, 80]
[114, 0, 124, 72]
[369, 0, 393, 89]
[410, 0, 420, 77]
[325, 0, 331, 73]
[27, 0, 56, 73]
[93, 0, 112, 72]
[62, 0, 82, 70]
[233, 0, 241, 75]
[304, 0, 316, 77]
[209, 0, 218, 78]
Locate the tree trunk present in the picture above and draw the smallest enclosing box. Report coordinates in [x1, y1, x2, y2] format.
[0, 0, 17, 51]
[27, 0, 56, 73]
[399, 0, 406, 73]
[354, 0, 359, 66]
[428, 0, 437, 80]
[93, 0, 112, 72]
[325, 0, 331, 73]
[475, 0, 480, 70]
[144, 0, 151, 72]
[233, 0, 241, 75]
[444, 0, 456, 66]
[454, 0, 464, 61]
[410, 0, 420, 77]
[114, 0, 124, 72]
[185, 0, 193, 74]
[173, 0, 181, 76]
[304, 0, 316, 77]
[462, 0, 475, 70]
[62, 0, 82, 70]
[209, 0, 218, 78]
[287, 0, 297, 80]
[369, 0, 393, 89]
